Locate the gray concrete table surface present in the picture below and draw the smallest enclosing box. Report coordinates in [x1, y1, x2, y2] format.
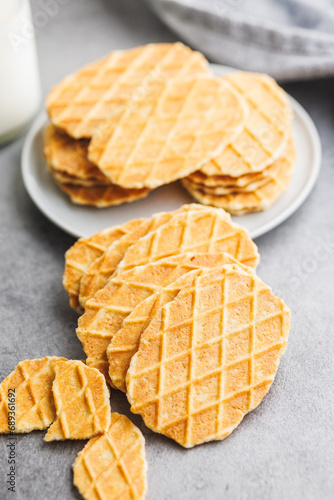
[0, 1, 333, 499]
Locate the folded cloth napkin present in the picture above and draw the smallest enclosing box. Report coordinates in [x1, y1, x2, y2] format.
[143, 0, 334, 80]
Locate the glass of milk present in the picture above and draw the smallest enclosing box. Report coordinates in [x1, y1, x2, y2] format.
[0, 0, 41, 144]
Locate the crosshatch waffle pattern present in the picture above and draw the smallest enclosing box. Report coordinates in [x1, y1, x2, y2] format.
[107, 254, 245, 392]
[115, 207, 259, 276]
[73, 412, 147, 500]
[56, 181, 150, 208]
[76, 251, 254, 385]
[47, 42, 209, 139]
[78, 204, 205, 309]
[182, 138, 296, 215]
[44, 125, 110, 184]
[0, 357, 66, 434]
[197, 72, 292, 179]
[88, 76, 248, 189]
[126, 265, 290, 448]
[63, 220, 143, 312]
[78, 214, 171, 310]
[44, 360, 111, 441]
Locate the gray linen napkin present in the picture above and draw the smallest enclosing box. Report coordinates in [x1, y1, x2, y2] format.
[143, 0, 334, 80]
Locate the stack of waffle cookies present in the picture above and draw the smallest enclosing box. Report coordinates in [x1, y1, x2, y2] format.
[44, 43, 295, 215]
[0, 204, 290, 497]
[63, 204, 290, 448]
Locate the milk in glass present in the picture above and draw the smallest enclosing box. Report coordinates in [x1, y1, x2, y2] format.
[0, 0, 41, 143]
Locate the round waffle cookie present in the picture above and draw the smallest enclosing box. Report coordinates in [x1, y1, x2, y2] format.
[44, 360, 111, 441]
[44, 125, 109, 184]
[182, 138, 296, 215]
[195, 72, 292, 179]
[114, 206, 259, 276]
[78, 204, 206, 309]
[47, 42, 209, 139]
[63, 220, 144, 312]
[88, 75, 248, 189]
[73, 412, 147, 500]
[126, 264, 291, 448]
[55, 181, 150, 208]
[0, 357, 66, 434]
[107, 253, 248, 392]
[77, 250, 257, 385]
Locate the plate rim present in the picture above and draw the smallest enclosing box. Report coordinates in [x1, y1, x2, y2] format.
[250, 94, 321, 238]
[210, 64, 322, 239]
[21, 63, 322, 240]
[21, 111, 84, 238]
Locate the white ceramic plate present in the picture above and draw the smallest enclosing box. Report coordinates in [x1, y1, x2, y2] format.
[21, 64, 321, 239]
